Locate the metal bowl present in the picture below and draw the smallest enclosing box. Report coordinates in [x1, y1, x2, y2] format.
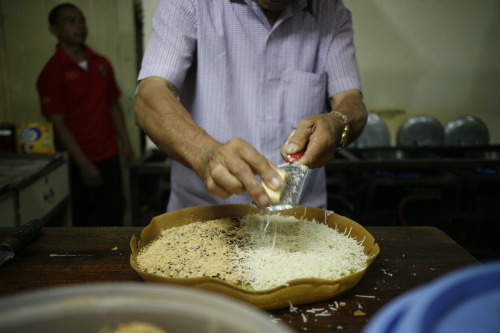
[444, 115, 489, 146]
[351, 112, 391, 148]
[397, 116, 444, 147]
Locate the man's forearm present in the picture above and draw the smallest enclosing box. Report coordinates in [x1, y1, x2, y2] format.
[329, 89, 367, 145]
[134, 77, 221, 177]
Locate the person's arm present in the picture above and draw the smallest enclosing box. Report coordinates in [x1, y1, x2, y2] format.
[281, 2, 367, 167]
[134, 76, 283, 206]
[47, 114, 102, 187]
[280, 89, 367, 168]
[329, 88, 367, 145]
[109, 100, 135, 165]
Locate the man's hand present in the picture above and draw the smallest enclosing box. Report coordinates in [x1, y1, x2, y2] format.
[47, 113, 105, 186]
[200, 138, 283, 206]
[135, 77, 285, 206]
[280, 89, 367, 168]
[80, 161, 102, 187]
[122, 143, 135, 166]
[280, 114, 338, 168]
[110, 99, 135, 166]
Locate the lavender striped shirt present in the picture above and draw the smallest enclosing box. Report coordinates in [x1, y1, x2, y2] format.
[139, 0, 361, 211]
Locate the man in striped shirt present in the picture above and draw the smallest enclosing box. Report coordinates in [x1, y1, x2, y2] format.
[135, 0, 367, 211]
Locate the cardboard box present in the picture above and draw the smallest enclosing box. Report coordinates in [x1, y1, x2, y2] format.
[16, 122, 55, 155]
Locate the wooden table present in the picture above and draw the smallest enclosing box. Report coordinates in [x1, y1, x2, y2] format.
[0, 226, 478, 332]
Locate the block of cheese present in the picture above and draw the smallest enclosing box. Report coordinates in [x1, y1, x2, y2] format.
[262, 168, 290, 204]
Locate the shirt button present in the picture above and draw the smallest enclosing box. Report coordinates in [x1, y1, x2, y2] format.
[266, 73, 273, 81]
[264, 114, 273, 121]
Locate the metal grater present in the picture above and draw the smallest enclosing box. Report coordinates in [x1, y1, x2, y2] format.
[258, 152, 310, 211]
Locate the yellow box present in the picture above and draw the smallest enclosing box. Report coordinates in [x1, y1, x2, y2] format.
[16, 122, 55, 155]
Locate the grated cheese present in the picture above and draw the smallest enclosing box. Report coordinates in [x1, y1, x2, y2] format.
[315, 310, 331, 317]
[353, 309, 366, 316]
[236, 214, 369, 290]
[289, 301, 298, 313]
[137, 214, 369, 291]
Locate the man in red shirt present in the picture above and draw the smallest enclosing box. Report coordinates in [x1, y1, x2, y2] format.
[37, 3, 134, 226]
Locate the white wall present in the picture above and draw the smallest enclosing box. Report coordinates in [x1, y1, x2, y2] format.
[142, 0, 158, 47]
[346, 0, 500, 144]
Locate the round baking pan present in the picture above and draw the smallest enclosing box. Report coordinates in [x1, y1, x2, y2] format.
[130, 204, 380, 310]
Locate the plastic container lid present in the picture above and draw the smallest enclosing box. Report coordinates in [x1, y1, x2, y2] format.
[364, 261, 500, 333]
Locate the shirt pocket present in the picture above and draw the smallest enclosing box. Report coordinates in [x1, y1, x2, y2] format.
[282, 70, 328, 125]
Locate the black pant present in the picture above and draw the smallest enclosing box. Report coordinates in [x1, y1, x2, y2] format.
[70, 155, 124, 226]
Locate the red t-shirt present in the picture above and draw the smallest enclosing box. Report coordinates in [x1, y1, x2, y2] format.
[37, 44, 121, 161]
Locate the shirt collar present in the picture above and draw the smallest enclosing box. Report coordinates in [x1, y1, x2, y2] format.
[303, 0, 316, 17]
[236, 0, 315, 18]
[55, 44, 96, 66]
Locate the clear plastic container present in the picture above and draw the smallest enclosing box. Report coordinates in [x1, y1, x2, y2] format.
[0, 283, 293, 333]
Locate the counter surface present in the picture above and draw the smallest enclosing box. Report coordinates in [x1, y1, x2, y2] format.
[0, 226, 479, 332]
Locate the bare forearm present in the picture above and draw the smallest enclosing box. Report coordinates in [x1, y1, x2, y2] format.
[281, 89, 367, 168]
[329, 89, 367, 145]
[134, 77, 220, 177]
[135, 77, 284, 205]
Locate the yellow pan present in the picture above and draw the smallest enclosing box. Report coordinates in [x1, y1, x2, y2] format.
[130, 204, 380, 310]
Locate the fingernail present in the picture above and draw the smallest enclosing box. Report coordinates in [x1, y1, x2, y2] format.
[286, 143, 296, 153]
[258, 194, 269, 206]
[270, 176, 282, 189]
